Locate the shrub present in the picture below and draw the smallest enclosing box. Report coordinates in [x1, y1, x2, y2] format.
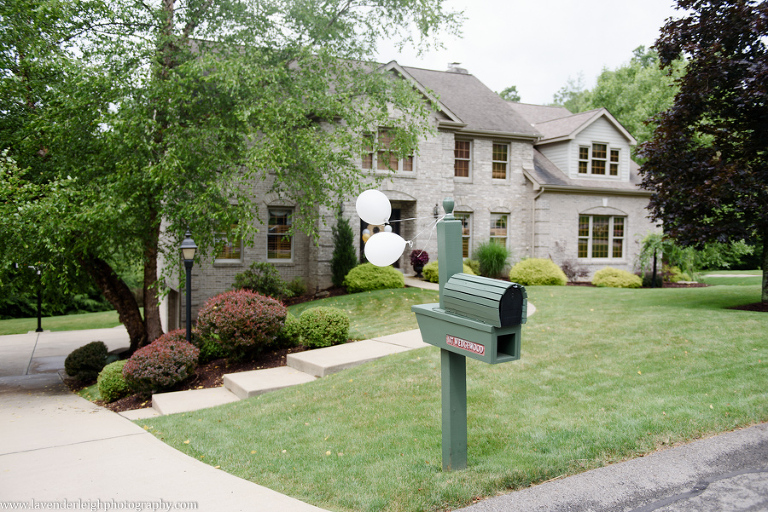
[592, 267, 643, 288]
[641, 271, 664, 288]
[410, 250, 429, 267]
[299, 307, 350, 348]
[164, 327, 224, 364]
[233, 262, 292, 300]
[286, 277, 307, 298]
[343, 263, 404, 293]
[65, 341, 109, 382]
[97, 360, 131, 403]
[664, 265, 692, 283]
[196, 290, 287, 357]
[476, 241, 511, 278]
[274, 312, 302, 349]
[422, 261, 476, 283]
[463, 259, 480, 275]
[331, 215, 358, 287]
[509, 258, 567, 286]
[122, 335, 199, 396]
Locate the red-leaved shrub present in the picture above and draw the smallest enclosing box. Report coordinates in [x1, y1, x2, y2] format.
[196, 289, 287, 357]
[122, 330, 199, 396]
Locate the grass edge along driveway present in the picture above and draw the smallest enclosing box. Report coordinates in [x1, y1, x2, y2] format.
[141, 285, 764, 511]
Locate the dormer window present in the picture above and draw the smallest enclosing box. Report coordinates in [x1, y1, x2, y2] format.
[578, 143, 619, 176]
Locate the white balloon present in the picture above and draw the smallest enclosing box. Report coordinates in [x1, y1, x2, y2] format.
[384, 225, 392, 232]
[364, 232, 406, 267]
[356, 190, 391, 226]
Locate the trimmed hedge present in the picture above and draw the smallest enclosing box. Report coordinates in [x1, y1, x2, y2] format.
[196, 290, 287, 357]
[508, 258, 567, 286]
[122, 333, 199, 396]
[65, 341, 109, 382]
[274, 312, 302, 349]
[422, 261, 476, 283]
[97, 360, 131, 403]
[592, 267, 643, 288]
[299, 307, 350, 348]
[343, 263, 404, 293]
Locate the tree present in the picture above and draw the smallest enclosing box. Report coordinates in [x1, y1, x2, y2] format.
[498, 85, 521, 102]
[330, 214, 358, 288]
[639, 0, 768, 304]
[0, 0, 462, 352]
[552, 47, 683, 152]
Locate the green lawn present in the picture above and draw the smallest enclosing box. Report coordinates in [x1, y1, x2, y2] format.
[0, 309, 123, 336]
[138, 284, 768, 512]
[288, 288, 439, 340]
[700, 270, 763, 287]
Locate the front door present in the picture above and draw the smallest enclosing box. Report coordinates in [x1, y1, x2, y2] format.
[360, 208, 401, 267]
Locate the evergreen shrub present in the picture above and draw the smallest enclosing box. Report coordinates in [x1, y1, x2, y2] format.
[299, 307, 350, 348]
[331, 216, 358, 287]
[122, 334, 199, 396]
[274, 312, 302, 349]
[196, 290, 287, 357]
[592, 267, 643, 288]
[343, 263, 404, 293]
[422, 261, 476, 283]
[97, 360, 131, 403]
[233, 262, 291, 300]
[65, 341, 109, 382]
[509, 258, 567, 286]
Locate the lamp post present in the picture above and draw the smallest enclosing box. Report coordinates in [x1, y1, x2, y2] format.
[180, 231, 197, 343]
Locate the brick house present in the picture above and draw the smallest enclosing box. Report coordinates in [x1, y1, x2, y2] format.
[162, 61, 658, 331]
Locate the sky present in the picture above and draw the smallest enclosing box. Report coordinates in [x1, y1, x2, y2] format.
[375, 0, 684, 105]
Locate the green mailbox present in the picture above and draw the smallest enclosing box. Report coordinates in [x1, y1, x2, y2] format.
[410, 197, 527, 471]
[412, 274, 527, 364]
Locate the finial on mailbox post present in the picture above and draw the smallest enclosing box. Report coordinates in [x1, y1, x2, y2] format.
[443, 198, 455, 219]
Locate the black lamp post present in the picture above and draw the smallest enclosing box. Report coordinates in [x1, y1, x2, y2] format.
[180, 231, 197, 343]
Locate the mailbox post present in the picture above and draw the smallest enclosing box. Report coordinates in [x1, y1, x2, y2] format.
[412, 198, 527, 471]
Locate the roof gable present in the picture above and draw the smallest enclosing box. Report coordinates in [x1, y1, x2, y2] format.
[397, 64, 540, 138]
[533, 108, 637, 145]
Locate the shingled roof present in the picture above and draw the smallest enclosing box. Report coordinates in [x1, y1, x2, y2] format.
[397, 65, 540, 138]
[527, 150, 647, 194]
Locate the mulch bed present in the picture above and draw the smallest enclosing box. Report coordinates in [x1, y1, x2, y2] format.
[731, 302, 768, 313]
[67, 287, 349, 414]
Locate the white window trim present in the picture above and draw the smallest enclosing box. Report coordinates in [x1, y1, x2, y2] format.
[362, 128, 416, 174]
[492, 142, 510, 181]
[577, 143, 621, 178]
[267, 207, 294, 263]
[213, 228, 244, 265]
[578, 215, 626, 260]
[454, 139, 473, 181]
[490, 213, 509, 247]
[454, 211, 472, 258]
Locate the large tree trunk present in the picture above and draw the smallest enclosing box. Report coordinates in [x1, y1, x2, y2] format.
[143, 207, 165, 343]
[80, 255, 146, 353]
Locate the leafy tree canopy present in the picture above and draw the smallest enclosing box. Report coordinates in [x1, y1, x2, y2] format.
[639, 0, 768, 303]
[0, 0, 462, 349]
[498, 85, 521, 102]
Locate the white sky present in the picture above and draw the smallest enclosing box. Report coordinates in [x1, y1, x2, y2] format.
[375, 0, 683, 105]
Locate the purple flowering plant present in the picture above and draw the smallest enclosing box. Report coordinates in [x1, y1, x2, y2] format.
[410, 249, 429, 267]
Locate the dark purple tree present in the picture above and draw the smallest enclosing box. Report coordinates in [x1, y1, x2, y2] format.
[639, 0, 768, 303]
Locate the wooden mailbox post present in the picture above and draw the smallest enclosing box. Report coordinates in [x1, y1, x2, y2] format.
[412, 198, 527, 471]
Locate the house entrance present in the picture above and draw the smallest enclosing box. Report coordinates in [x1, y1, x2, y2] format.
[361, 208, 401, 267]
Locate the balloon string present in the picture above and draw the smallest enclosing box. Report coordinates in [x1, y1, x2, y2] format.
[387, 214, 441, 224]
[406, 215, 445, 254]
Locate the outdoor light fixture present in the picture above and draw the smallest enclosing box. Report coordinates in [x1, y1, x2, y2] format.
[180, 231, 197, 343]
[434, 204, 439, 219]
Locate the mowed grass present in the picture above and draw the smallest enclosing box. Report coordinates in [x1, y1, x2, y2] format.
[0, 309, 123, 336]
[700, 270, 763, 287]
[288, 288, 439, 340]
[138, 284, 767, 512]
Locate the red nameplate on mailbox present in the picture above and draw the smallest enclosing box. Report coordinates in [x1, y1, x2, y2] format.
[446, 335, 485, 356]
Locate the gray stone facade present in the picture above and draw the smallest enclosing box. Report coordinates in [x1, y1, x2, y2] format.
[166, 63, 660, 331]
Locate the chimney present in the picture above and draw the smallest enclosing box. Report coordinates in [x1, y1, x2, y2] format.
[447, 62, 469, 74]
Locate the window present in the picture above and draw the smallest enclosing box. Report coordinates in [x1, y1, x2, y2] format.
[267, 208, 293, 261]
[214, 225, 242, 262]
[454, 212, 472, 258]
[454, 140, 471, 178]
[578, 215, 625, 259]
[578, 146, 589, 174]
[492, 143, 508, 179]
[362, 128, 413, 172]
[490, 214, 508, 246]
[578, 143, 619, 176]
[610, 149, 620, 176]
